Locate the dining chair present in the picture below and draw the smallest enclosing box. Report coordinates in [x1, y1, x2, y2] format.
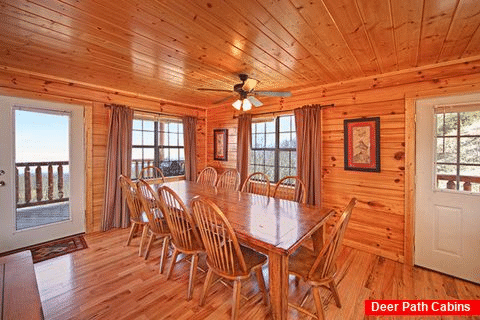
[191, 196, 268, 320]
[287, 198, 357, 320]
[196, 166, 218, 186]
[241, 172, 271, 196]
[216, 168, 241, 191]
[136, 179, 171, 273]
[273, 176, 307, 204]
[157, 186, 204, 300]
[139, 165, 165, 183]
[118, 175, 149, 256]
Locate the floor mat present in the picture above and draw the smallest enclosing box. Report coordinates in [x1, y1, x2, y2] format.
[28, 234, 88, 263]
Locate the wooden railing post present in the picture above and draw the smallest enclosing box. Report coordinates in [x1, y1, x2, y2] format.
[48, 165, 54, 200]
[24, 165, 31, 204]
[58, 164, 64, 199]
[446, 180, 456, 190]
[35, 165, 43, 202]
[463, 181, 472, 191]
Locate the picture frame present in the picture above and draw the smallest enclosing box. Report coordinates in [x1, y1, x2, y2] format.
[344, 117, 380, 172]
[213, 129, 228, 161]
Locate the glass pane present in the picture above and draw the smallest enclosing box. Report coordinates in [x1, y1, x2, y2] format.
[249, 150, 255, 164]
[132, 131, 142, 145]
[279, 151, 289, 167]
[162, 148, 169, 160]
[256, 134, 265, 148]
[169, 133, 178, 146]
[158, 148, 165, 161]
[256, 165, 265, 174]
[439, 113, 458, 136]
[144, 148, 154, 161]
[133, 119, 143, 130]
[265, 166, 274, 181]
[143, 131, 154, 146]
[436, 137, 457, 163]
[132, 148, 142, 160]
[179, 133, 184, 147]
[279, 167, 290, 180]
[169, 122, 179, 133]
[279, 116, 291, 132]
[143, 120, 155, 131]
[291, 134, 297, 148]
[256, 150, 265, 165]
[265, 120, 275, 133]
[266, 133, 275, 148]
[436, 164, 457, 190]
[291, 118, 295, 131]
[265, 151, 275, 166]
[170, 148, 179, 161]
[460, 165, 480, 193]
[179, 148, 185, 161]
[178, 124, 184, 134]
[256, 122, 265, 133]
[248, 165, 254, 173]
[279, 133, 290, 148]
[460, 137, 480, 164]
[460, 111, 480, 135]
[291, 151, 297, 168]
[460, 165, 480, 178]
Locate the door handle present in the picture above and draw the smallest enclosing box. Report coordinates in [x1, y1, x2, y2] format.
[0, 181, 5, 186]
[0, 170, 4, 175]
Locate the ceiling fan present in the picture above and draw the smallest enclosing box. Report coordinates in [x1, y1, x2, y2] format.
[197, 74, 292, 111]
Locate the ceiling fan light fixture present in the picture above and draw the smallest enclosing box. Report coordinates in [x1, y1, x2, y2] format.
[232, 99, 242, 110]
[242, 98, 252, 111]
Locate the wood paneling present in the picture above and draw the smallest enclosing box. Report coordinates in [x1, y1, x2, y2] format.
[1, 0, 480, 107]
[34, 228, 480, 319]
[0, 68, 206, 233]
[206, 58, 480, 262]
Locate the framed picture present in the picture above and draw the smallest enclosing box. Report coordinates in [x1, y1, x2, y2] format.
[213, 129, 228, 161]
[344, 117, 380, 172]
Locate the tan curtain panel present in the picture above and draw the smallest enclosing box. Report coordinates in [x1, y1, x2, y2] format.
[102, 105, 133, 231]
[183, 116, 197, 181]
[294, 105, 322, 206]
[236, 113, 252, 185]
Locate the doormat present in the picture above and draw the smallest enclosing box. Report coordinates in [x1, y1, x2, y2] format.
[28, 234, 88, 263]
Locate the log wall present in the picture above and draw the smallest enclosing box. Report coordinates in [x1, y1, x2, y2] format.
[205, 57, 480, 262]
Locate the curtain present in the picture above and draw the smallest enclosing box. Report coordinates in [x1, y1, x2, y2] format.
[236, 113, 252, 185]
[102, 105, 133, 231]
[294, 105, 322, 206]
[183, 116, 197, 181]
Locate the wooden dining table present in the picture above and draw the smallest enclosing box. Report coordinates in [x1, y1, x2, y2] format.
[155, 180, 335, 320]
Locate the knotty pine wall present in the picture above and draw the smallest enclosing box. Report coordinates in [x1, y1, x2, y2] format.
[0, 67, 207, 233]
[206, 57, 480, 263]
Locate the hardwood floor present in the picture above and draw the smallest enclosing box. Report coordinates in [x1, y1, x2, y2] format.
[34, 228, 480, 319]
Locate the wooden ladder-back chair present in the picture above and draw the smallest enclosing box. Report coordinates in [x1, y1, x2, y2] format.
[157, 186, 204, 300]
[139, 165, 165, 183]
[196, 166, 218, 186]
[119, 175, 149, 256]
[241, 172, 271, 196]
[136, 179, 171, 273]
[216, 168, 241, 191]
[273, 176, 307, 204]
[287, 198, 357, 319]
[191, 197, 268, 320]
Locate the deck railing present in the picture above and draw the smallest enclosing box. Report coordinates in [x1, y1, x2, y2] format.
[437, 174, 480, 191]
[16, 161, 69, 208]
[131, 159, 185, 178]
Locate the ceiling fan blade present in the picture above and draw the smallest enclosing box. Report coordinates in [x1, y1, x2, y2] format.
[253, 91, 292, 97]
[213, 94, 237, 105]
[197, 88, 233, 93]
[247, 96, 263, 107]
[242, 78, 258, 92]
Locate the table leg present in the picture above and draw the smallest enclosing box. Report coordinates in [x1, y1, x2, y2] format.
[268, 252, 288, 320]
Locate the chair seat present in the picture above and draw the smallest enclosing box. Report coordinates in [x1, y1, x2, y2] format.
[288, 245, 333, 284]
[174, 231, 204, 253]
[207, 244, 267, 279]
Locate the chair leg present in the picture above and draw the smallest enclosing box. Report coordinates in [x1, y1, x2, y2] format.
[159, 236, 170, 274]
[254, 267, 268, 306]
[126, 222, 138, 246]
[166, 248, 180, 280]
[200, 268, 214, 307]
[294, 275, 300, 286]
[139, 224, 149, 257]
[329, 279, 342, 308]
[312, 286, 325, 320]
[231, 279, 242, 320]
[144, 233, 155, 260]
[187, 254, 199, 301]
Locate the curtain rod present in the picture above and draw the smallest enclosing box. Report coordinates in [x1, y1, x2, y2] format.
[232, 103, 335, 119]
[105, 104, 205, 120]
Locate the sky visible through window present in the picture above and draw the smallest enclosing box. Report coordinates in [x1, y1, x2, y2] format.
[15, 110, 70, 163]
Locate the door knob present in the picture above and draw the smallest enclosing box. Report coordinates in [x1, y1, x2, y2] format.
[0, 181, 5, 186]
[0, 170, 4, 176]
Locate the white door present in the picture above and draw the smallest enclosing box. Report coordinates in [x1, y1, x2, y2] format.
[416, 93, 480, 284]
[0, 95, 85, 253]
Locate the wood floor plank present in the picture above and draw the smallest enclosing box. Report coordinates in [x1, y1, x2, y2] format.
[34, 228, 480, 319]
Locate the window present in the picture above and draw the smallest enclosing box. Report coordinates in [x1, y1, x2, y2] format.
[249, 115, 296, 182]
[435, 106, 480, 193]
[131, 116, 185, 179]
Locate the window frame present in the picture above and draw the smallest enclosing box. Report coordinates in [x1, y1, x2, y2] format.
[249, 115, 296, 183]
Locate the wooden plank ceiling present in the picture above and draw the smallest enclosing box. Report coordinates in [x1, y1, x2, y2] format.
[1, 0, 480, 108]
